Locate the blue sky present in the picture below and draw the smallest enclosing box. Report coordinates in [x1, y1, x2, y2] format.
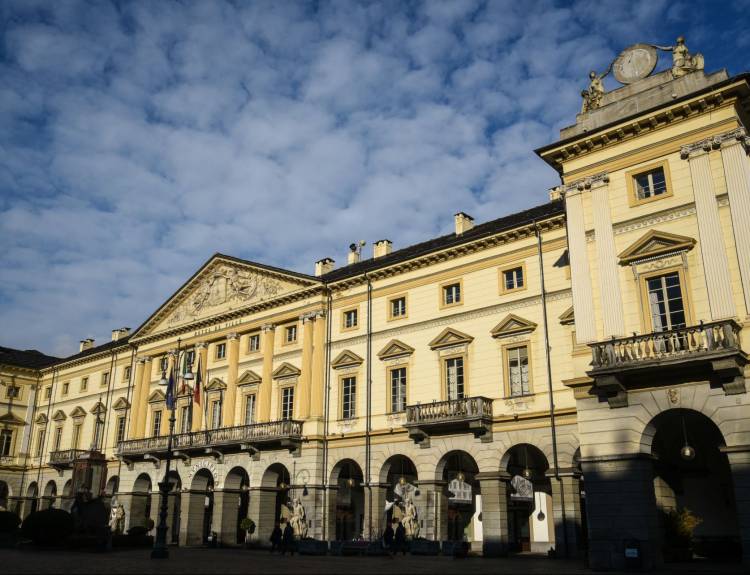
[1, 0, 748, 356]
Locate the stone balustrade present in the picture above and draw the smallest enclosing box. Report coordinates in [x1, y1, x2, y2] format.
[48, 449, 88, 468]
[404, 396, 493, 446]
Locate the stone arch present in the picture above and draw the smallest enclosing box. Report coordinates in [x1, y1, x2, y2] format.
[436, 450, 482, 543]
[183, 468, 214, 546]
[496, 431, 555, 473]
[424, 437, 495, 480]
[252, 463, 291, 545]
[129, 473, 152, 533]
[220, 466, 250, 546]
[378, 454, 418, 484]
[0, 480, 10, 510]
[105, 475, 119, 497]
[42, 480, 57, 510]
[25, 482, 38, 516]
[328, 458, 365, 541]
[61, 479, 74, 512]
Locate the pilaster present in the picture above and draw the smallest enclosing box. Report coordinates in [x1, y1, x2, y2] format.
[259, 325, 275, 422]
[310, 311, 326, 419]
[223, 334, 240, 427]
[192, 343, 208, 432]
[129, 358, 146, 439]
[135, 357, 152, 438]
[550, 473, 584, 558]
[476, 472, 510, 557]
[297, 315, 314, 420]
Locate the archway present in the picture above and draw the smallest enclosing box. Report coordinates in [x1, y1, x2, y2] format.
[223, 466, 250, 545]
[130, 473, 152, 533]
[164, 470, 182, 545]
[185, 469, 214, 546]
[256, 463, 291, 544]
[437, 450, 481, 545]
[647, 408, 740, 562]
[0, 480, 9, 511]
[330, 459, 364, 540]
[42, 480, 57, 510]
[380, 455, 418, 534]
[104, 475, 119, 508]
[25, 482, 38, 516]
[503, 444, 551, 553]
[61, 480, 73, 512]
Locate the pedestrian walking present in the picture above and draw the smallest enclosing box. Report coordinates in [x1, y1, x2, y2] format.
[269, 522, 282, 554]
[382, 522, 394, 558]
[282, 521, 295, 556]
[394, 520, 407, 556]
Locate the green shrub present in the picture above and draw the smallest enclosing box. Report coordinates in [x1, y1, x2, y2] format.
[21, 508, 74, 546]
[0, 511, 21, 533]
[240, 517, 255, 534]
[663, 508, 702, 548]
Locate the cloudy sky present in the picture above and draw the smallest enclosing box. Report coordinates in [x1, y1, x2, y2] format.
[1, 0, 747, 356]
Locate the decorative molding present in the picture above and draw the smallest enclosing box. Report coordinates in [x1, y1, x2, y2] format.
[227, 332, 239, 341]
[147, 390, 166, 403]
[428, 327, 474, 350]
[90, 401, 106, 415]
[237, 369, 261, 386]
[262, 323, 276, 333]
[681, 127, 750, 159]
[52, 409, 67, 421]
[377, 339, 415, 360]
[562, 171, 609, 197]
[272, 362, 301, 380]
[112, 397, 131, 411]
[69, 406, 87, 418]
[490, 314, 538, 338]
[331, 350, 364, 369]
[205, 377, 226, 391]
[618, 229, 696, 265]
[35, 413, 48, 425]
[559, 306, 575, 326]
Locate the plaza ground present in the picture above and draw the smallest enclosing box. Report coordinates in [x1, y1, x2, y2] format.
[0, 548, 746, 575]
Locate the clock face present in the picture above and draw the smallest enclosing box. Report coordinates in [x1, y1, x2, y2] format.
[613, 44, 658, 84]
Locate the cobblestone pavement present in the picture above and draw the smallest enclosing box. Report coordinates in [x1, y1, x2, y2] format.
[1, 547, 746, 574]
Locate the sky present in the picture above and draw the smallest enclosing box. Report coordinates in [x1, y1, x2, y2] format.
[1, 0, 748, 357]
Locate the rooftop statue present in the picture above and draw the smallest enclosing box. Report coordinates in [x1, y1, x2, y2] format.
[581, 69, 608, 113]
[654, 36, 704, 78]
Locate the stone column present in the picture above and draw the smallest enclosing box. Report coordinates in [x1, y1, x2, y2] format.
[591, 175, 625, 337]
[565, 185, 597, 342]
[20, 384, 38, 455]
[192, 343, 207, 432]
[247, 486, 276, 545]
[718, 129, 750, 316]
[325, 485, 339, 540]
[259, 325, 275, 422]
[310, 311, 326, 419]
[297, 315, 314, 420]
[550, 473, 583, 558]
[416, 480, 448, 542]
[477, 472, 510, 557]
[581, 453, 661, 570]
[724, 446, 750, 565]
[222, 334, 240, 428]
[362, 483, 387, 540]
[682, 142, 736, 319]
[135, 357, 153, 438]
[129, 359, 146, 439]
[213, 489, 240, 546]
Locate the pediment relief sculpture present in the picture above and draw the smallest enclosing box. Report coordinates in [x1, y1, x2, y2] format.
[491, 314, 538, 338]
[618, 230, 696, 265]
[428, 327, 474, 350]
[377, 339, 415, 360]
[331, 350, 364, 369]
[272, 362, 301, 380]
[238, 370, 261, 386]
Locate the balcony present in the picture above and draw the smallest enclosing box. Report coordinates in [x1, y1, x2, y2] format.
[588, 319, 747, 407]
[49, 449, 88, 469]
[117, 419, 304, 464]
[404, 396, 493, 447]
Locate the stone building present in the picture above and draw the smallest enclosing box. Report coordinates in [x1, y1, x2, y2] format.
[2, 42, 749, 570]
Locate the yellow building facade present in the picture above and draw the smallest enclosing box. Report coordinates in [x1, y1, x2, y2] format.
[2, 43, 749, 569]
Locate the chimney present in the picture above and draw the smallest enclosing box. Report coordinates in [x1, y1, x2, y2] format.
[454, 212, 475, 235]
[315, 257, 335, 277]
[347, 242, 362, 265]
[111, 327, 130, 341]
[373, 239, 392, 259]
[79, 338, 95, 352]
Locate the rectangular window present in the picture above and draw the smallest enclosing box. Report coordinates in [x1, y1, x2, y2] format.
[44, 386, 51, 400]
[341, 376, 356, 419]
[62, 382, 70, 396]
[80, 377, 88, 391]
[72, 423, 82, 449]
[210, 400, 222, 429]
[445, 357, 464, 400]
[5, 385, 20, 399]
[101, 372, 110, 387]
[634, 166, 667, 200]
[507, 345, 530, 397]
[53, 427, 63, 451]
[647, 272, 686, 332]
[248, 334, 261, 353]
[503, 266, 524, 292]
[216, 343, 226, 360]
[179, 406, 191, 433]
[285, 325, 297, 344]
[443, 282, 461, 306]
[152, 411, 162, 436]
[159, 356, 169, 372]
[390, 367, 407, 413]
[343, 309, 358, 329]
[244, 394, 256, 425]
[123, 366, 131, 381]
[390, 297, 407, 319]
[281, 387, 295, 420]
[35, 429, 45, 457]
[183, 350, 195, 374]
[116, 416, 127, 444]
[93, 420, 104, 448]
[0, 430, 13, 456]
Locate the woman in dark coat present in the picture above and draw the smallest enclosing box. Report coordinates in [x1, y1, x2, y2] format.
[269, 522, 282, 553]
[394, 520, 407, 556]
[281, 521, 295, 556]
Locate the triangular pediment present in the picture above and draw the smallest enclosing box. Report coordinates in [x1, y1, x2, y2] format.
[618, 230, 696, 265]
[112, 397, 131, 411]
[132, 255, 321, 338]
[205, 377, 226, 391]
[70, 406, 87, 418]
[491, 314, 538, 338]
[0, 412, 25, 426]
[272, 362, 301, 379]
[559, 306, 575, 326]
[331, 350, 364, 369]
[429, 327, 474, 350]
[90, 401, 106, 415]
[52, 409, 67, 422]
[147, 390, 166, 403]
[238, 370, 262, 386]
[35, 413, 48, 425]
[377, 339, 415, 360]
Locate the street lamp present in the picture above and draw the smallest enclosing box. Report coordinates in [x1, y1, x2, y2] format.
[151, 338, 194, 560]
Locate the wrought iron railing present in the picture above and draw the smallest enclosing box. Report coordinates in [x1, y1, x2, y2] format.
[589, 319, 742, 370]
[117, 419, 303, 456]
[49, 449, 87, 466]
[405, 396, 493, 425]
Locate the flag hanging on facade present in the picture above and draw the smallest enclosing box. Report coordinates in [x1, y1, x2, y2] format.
[193, 357, 202, 405]
[166, 367, 176, 410]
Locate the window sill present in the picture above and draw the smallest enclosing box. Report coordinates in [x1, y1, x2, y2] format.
[504, 393, 536, 400]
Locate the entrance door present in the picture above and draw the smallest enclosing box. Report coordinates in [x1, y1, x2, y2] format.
[509, 502, 531, 552]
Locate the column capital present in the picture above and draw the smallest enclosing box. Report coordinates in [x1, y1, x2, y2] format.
[313, 310, 326, 320]
[681, 127, 750, 160]
[138, 356, 152, 364]
[717, 126, 750, 154]
[562, 171, 609, 197]
[227, 332, 240, 341]
[195, 342, 208, 350]
[262, 324, 276, 333]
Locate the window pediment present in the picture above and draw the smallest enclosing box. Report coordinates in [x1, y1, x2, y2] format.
[491, 314, 537, 338]
[112, 397, 130, 411]
[35, 413, 48, 425]
[272, 362, 301, 380]
[52, 409, 67, 422]
[0, 412, 25, 426]
[618, 230, 696, 265]
[90, 401, 106, 415]
[238, 370, 261, 386]
[205, 378, 226, 391]
[69, 406, 87, 419]
[331, 350, 364, 369]
[147, 390, 166, 404]
[428, 327, 474, 350]
[377, 339, 415, 360]
[559, 306, 575, 326]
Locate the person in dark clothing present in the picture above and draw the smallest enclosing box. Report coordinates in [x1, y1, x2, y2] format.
[394, 520, 407, 556]
[269, 522, 282, 554]
[281, 521, 295, 556]
[382, 522, 395, 557]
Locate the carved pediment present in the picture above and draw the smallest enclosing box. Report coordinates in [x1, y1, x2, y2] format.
[90, 401, 106, 415]
[238, 370, 261, 386]
[112, 397, 131, 411]
[0, 412, 25, 426]
[331, 350, 364, 369]
[429, 328, 474, 350]
[491, 314, 538, 338]
[272, 362, 301, 380]
[205, 378, 226, 391]
[134, 255, 320, 338]
[69, 406, 87, 419]
[52, 409, 67, 422]
[377, 339, 415, 360]
[559, 306, 575, 326]
[618, 230, 696, 265]
[35, 413, 48, 425]
[147, 390, 166, 404]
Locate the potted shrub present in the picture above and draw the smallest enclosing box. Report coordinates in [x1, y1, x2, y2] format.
[239, 517, 255, 547]
[662, 508, 702, 562]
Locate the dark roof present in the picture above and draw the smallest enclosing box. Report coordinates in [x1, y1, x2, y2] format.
[0, 346, 60, 370]
[321, 200, 565, 283]
[57, 335, 133, 364]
